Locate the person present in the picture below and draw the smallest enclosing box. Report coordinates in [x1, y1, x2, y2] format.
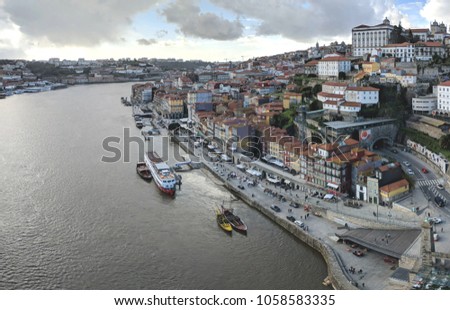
[441, 227, 444, 233]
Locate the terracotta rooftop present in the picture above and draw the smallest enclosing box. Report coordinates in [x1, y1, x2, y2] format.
[379, 179, 409, 193]
[318, 92, 345, 99]
[346, 86, 379, 92]
[319, 57, 350, 62]
[323, 81, 348, 87]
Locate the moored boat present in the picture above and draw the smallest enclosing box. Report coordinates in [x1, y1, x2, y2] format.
[144, 151, 177, 196]
[216, 208, 232, 233]
[136, 162, 152, 182]
[221, 206, 247, 234]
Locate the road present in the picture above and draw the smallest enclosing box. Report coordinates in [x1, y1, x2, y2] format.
[379, 146, 450, 216]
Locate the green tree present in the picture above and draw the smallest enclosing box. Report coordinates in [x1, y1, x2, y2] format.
[309, 99, 322, 111]
[338, 72, 346, 80]
[312, 84, 322, 96]
[440, 135, 450, 150]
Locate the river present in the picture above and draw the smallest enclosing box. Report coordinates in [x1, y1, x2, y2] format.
[0, 83, 328, 290]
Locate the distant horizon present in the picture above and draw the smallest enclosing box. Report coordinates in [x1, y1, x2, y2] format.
[0, 0, 446, 61]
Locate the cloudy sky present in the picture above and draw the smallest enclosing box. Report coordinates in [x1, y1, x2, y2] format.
[0, 0, 448, 61]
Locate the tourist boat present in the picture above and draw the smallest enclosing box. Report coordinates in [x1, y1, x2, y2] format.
[221, 206, 247, 234]
[216, 208, 232, 233]
[144, 151, 177, 196]
[136, 162, 152, 182]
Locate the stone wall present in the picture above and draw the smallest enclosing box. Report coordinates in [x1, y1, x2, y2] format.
[221, 180, 356, 290]
[406, 120, 445, 139]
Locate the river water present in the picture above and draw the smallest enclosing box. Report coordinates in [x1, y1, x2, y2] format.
[0, 83, 328, 290]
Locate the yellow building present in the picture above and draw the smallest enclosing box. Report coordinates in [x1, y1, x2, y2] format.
[283, 92, 302, 110]
[362, 61, 380, 75]
[379, 179, 409, 202]
[162, 95, 184, 118]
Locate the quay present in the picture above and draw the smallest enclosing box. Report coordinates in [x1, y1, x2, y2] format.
[168, 130, 435, 290]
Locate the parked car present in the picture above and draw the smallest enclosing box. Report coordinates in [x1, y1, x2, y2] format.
[407, 168, 414, 175]
[286, 215, 296, 222]
[430, 217, 442, 224]
[353, 250, 364, 257]
[437, 184, 444, 190]
[270, 205, 281, 212]
[421, 168, 428, 173]
[403, 161, 411, 167]
[294, 220, 305, 228]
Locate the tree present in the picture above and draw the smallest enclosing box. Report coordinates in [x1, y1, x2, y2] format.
[338, 72, 346, 80]
[310, 99, 322, 111]
[312, 84, 322, 96]
[440, 135, 450, 150]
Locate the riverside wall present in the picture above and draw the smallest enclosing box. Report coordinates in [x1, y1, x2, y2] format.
[172, 134, 356, 289]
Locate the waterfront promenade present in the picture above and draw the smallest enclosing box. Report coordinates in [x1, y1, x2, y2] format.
[168, 132, 429, 290]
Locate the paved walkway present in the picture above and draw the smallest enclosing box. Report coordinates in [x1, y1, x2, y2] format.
[201, 159, 410, 289]
[172, 133, 449, 289]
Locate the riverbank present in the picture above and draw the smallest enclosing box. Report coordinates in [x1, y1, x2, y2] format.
[170, 131, 423, 290]
[171, 134, 356, 289]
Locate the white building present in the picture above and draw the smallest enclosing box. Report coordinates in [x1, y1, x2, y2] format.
[381, 42, 415, 62]
[437, 81, 450, 112]
[352, 18, 395, 57]
[398, 74, 417, 87]
[412, 95, 437, 114]
[410, 28, 430, 41]
[322, 81, 348, 95]
[415, 41, 447, 61]
[344, 86, 379, 105]
[317, 55, 351, 78]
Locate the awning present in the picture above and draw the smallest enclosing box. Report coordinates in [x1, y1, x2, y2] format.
[284, 180, 291, 184]
[324, 194, 334, 199]
[327, 183, 339, 190]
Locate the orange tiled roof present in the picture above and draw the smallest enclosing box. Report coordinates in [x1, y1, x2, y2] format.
[323, 81, 348, 87]
[346, 86, 379, 92]
[319, 57, 350, 62]
[380, 179, 409, 193]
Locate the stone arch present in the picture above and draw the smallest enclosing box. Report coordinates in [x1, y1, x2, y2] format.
[370, 136, 393, 151]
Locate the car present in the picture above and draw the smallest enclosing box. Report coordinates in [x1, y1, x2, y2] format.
[270, 205, 281, 212]
[391, 148, 398, 154]
[294, 220, 305, 228]
[435, 196, 445, 207]
[403, 161, 411, 167]
[437, 184, 444, 190]
[237, 185, 245, 190]
[407, 168, 415, 175]
[434, 233, 439, 241]
[430, 217, 442, 224]
[286, 215, 296, 222]
[421, 168, 428, 173]
[353, 250, 364, 257]
[412, 283, 422, 290]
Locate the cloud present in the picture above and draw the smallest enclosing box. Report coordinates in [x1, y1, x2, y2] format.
[1, 0, 161, 46]
[137, 38, 158, 45]
[156, 30, 168, 38]
[420, 0, 450, 24]
[210, 0, 408, 42]
[161, 0, 243, 40]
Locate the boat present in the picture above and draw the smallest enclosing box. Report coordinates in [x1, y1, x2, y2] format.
[221, 206, 247, 233]
[216, 208, 232, 233]
[144, 151, 177, 196]
[136, 162, 152, 182]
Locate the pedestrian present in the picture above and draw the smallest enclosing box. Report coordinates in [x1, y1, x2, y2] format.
[441, 227, 444, 233]
[362, 283, 365, 288]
